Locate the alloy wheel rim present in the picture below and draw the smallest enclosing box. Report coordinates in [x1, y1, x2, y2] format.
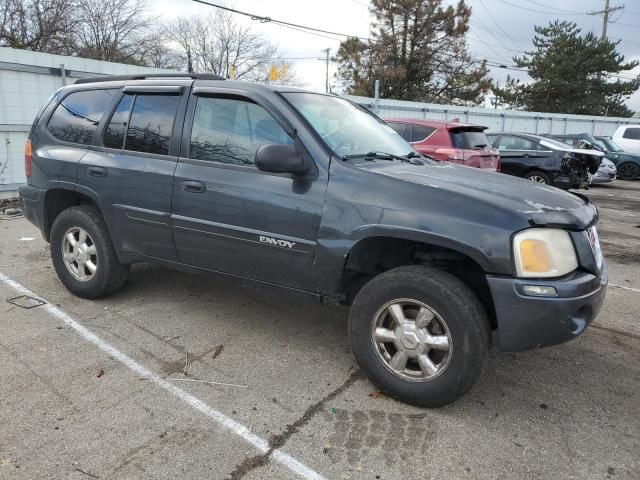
[371, 299, 452, 382]
[61, 227, 98, 282]
[529, 175, 546, 184]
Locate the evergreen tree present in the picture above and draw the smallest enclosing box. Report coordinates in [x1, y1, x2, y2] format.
[494, 21, 639, 117]
[335, 0, 490, 105]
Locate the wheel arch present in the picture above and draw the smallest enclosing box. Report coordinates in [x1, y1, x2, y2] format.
[43, 188, 103, 242]
[338, 230, 497, 328]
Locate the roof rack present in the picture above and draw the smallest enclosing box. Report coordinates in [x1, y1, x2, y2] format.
[74, 73, 225, 84]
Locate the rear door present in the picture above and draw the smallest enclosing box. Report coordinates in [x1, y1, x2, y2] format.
[493, 135, 553, 177]
[77, 83, 189, 261]
[171, 89, 327, 291]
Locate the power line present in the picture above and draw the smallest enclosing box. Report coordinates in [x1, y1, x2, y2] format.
[476, 0, 524, 52]
[588, 0, 624, 40]
[494, 0, 584, 15]
[520, 0, 587, 15]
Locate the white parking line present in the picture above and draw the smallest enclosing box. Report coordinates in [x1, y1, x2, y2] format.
[0, 272, 326, 480]
[610, 283, 640, 294]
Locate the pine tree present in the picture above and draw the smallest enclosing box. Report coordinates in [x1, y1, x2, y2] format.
[335, 0, 490, 105]
[494, 21, 639, 117]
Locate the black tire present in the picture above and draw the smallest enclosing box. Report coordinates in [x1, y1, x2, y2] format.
[524, 170, 551, 185]
[617, 162, 640, 181]
[349, 266, 490, 408]
[50, 205, 129, 299]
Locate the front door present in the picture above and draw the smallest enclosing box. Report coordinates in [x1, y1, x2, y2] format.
[171, 92, 327, 291]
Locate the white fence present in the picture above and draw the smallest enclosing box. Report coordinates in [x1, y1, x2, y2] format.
[0, 48, 176, 193]
[345, 95, 636, 137]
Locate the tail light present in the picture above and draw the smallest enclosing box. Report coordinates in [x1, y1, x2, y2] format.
[435, 148, 464, 161]
[25, 140, 32, 177]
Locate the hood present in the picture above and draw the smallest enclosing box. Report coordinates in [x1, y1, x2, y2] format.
[359, 161, 598, 229]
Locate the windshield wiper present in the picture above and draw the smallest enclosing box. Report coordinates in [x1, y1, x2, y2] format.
[343, 151, 423, 164]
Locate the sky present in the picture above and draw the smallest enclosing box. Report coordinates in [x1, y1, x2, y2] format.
[151, 0, 640, 112]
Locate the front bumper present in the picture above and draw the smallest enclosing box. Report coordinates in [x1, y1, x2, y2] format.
[592, 168, 617, 184]
[18, 184, 47, 239]
[487, 263, 607, 351]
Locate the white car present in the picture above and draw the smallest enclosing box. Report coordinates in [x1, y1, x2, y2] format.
[612, 125, 640, 155]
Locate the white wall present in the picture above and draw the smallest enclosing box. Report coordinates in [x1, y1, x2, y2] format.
[0, 48, 178, 191]
[346, 95, 635, 137]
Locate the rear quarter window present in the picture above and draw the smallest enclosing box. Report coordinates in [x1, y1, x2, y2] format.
[411, 125, 435, 142]
[47, 89, 118, 145]
[622, 128, 640, 140]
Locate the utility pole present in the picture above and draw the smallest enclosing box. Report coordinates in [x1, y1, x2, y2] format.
[588, 0, 624, 41]
[322, 48, 330, 93]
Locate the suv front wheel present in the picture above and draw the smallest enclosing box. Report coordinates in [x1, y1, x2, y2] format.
[349, 265, 490, 407]
[50, 205, 129, 299]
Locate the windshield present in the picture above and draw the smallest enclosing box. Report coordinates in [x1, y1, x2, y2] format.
[281, 92, 414, 158]
[597, 138, 622, 152]
[450, 129, 490, 149]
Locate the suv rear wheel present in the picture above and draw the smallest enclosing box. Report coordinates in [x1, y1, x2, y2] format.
[349, 266, 490, 407]
[50, 205, 129, 299]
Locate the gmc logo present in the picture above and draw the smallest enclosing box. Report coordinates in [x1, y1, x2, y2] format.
[259, 235, 296, 249]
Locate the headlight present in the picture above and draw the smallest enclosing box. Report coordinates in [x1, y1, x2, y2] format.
[513, 228, 578, 278]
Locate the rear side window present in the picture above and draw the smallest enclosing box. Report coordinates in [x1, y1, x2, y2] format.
[622, 128, 640, 140]
[387, 122, 411, 142]
[47, 89, 117, 145]
[190, 96, 292, 166]
[450, 130, 491, 149]
[411, 125, 435, 142]
[498, 135, 538, 151]
[103, 94, 133, 149]
[126, 95, 180, 155]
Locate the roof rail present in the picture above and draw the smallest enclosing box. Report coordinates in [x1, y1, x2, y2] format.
[74, 73, 226, 84]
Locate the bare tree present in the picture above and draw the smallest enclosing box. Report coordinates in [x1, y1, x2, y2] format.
[0, 0, 77, 54]
[168, 11, 295, 83]
[138, 26, 185, 70]
[73, 0, 153, 63]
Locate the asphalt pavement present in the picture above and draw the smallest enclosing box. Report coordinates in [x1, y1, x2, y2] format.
[0, 181, 638, 480]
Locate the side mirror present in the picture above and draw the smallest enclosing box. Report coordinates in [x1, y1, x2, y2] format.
[255, 143, 310, 175]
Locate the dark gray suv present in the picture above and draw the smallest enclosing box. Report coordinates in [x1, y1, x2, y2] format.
[20, 74, 607, 407]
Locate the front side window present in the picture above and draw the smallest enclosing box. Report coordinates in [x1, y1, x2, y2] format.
[282, 92, 413, 158]
[190, 96, 292, 166]
[126, 94, 180, 155]
[47, 89, 117, 145]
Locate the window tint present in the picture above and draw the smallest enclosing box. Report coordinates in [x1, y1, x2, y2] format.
[497, 135, 539, 151]
[47, 89, 117, 145]
[387, 122, 411, 142]
[486, 134, 498, 147]
[450, 129, 491, 149]
[126, 95, 179, 155]
[411, 125, 435, 142]
[622, 128, 640, 140]
[190, 96, 292, 166]
[103, 94, 133, 149]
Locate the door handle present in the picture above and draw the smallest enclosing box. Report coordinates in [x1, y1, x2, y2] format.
[87, 166, 107, 177]
[182, 180, 206, 193]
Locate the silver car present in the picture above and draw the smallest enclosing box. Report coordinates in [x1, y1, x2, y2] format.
[592, 158, 617, 184]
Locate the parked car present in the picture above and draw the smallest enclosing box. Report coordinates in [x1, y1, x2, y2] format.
[20, 74, 607, 407]
[612, 125, 640, 155]
[549, 133, 617, 184]
[487, 133, 603, 189]
[384, 118, 500, 170]
[596, 136, 640, 180]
